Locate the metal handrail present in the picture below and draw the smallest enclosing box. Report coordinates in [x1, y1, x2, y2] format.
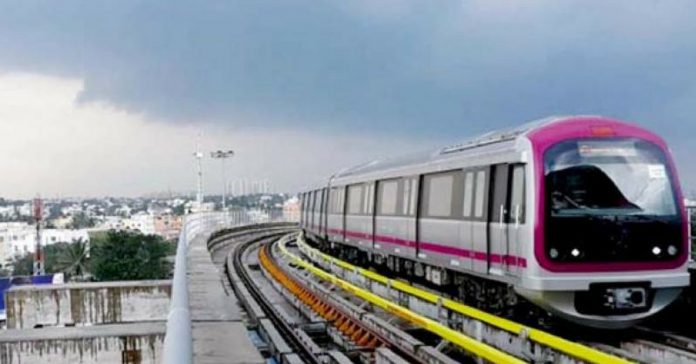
[161, 209, 299, 364]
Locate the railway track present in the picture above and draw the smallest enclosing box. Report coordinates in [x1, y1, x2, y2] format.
[207, 225, 696, 363]
[585, 326, 696, 363]
[216, 225, 481, 363]
[293, 231, 696, 364]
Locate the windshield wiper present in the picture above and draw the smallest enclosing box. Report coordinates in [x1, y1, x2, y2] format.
[551, 191, 590, 211]
[620, 214, 670, 225]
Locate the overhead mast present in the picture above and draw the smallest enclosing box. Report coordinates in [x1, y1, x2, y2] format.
[194, 133, 204, 209]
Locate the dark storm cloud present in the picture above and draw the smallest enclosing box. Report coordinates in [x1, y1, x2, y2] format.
[1, 0, 695, 140]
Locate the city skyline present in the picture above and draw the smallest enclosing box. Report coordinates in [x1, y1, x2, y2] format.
[1, 1, 695, 197]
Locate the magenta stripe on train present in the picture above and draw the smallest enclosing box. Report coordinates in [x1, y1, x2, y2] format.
[317, 226, 527, 268]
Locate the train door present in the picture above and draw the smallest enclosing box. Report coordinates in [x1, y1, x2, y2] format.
[307, 191, 313, 230]
[460, 170, 476, 271]
[311, 190, 318, 232]
[338, 186, 346, 245]
[365, 182, 375, 249]
[320, 188, 328, 239]
[488, 164, 509, 276]
[404, 176, 418, 259]
[316, 189, 322, 234]
[471, 168, 490, 274]
[506, 165, 526, 275]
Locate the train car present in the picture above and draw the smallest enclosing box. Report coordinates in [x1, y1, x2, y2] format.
[299, 116, 690, 328]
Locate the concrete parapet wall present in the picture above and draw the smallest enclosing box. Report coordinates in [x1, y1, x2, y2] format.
[0, 323, 164, 364]
[5, 280, 171, 329]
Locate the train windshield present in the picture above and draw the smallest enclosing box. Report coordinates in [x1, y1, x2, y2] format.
[545, 139, 677, 217]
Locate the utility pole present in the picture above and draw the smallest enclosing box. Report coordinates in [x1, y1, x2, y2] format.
[33, 196, 44, 276]
[210, 150, 234, 211]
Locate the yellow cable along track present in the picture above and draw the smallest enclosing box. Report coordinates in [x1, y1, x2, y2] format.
[294, 233, 633, 364]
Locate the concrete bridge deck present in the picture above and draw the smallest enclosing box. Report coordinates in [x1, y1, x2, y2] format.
[187, 229, 264, 364]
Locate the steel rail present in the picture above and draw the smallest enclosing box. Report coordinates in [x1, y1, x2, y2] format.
[296, 232, 634, 364]
[277, 233, 527, 364]
[232, 234, 321, 363]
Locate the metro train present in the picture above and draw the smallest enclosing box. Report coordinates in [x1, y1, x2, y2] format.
[299, 116, 689, 329]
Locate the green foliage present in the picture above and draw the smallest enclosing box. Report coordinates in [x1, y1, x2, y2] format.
[11, 253, 34, 276]
[172, 204, 186, 216]
[9, 231, 173, 282]
[11, 240, 90, 279]
[44, 243, 68, 273]
[70, 212, 96, 229]
[53, 239, 90, 278]
[90, 230, 174, 281]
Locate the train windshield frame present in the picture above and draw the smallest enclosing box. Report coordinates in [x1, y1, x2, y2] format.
[544, 138, 678, 218]
[543, 137, 683, 263]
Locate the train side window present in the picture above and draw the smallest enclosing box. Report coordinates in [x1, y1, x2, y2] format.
[490, 164, 509, 223]
[318, 189, 323, 214]
[330, 188, 338, 213]
[314, 191, 320, 212]
[423, 173, 455, 218]
[326, 188, 334, 214]
[339, 186, 345, 214]
[463, 171, 474, 218]
[474, 170, 487, 218]
[347, 184, 363, 214]
[510, 165, 526, 224]
[361, 183, 374, 215]
[318, 189, 323, 213]
[329, 189, 334, 213]
[378, 180, 399, 215]
[321, 189, 326, 218]
[409, 178, 418, 216]
[362, 184, 369, 214]
[402, 177, 415, 216]
[368, 183, 375, 214]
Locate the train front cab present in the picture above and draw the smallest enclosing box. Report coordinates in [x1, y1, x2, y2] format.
[517, 117, 690, 328]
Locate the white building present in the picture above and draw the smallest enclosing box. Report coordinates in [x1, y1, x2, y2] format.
[283, 197, 300, 222]
[97, 214, 156, 235]
[0, 206, 15, 219]
[0, 222, 90, 266]
[125, 213, 156, 235]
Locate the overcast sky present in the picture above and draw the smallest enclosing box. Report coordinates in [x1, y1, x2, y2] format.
[0, 1, 695, 198]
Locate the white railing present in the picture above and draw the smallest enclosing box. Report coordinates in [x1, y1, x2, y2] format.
[162, 208, 298, 364]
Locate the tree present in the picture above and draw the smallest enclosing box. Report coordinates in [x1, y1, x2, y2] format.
[70, 212, 96, 229]
[44, 242, 69, 273]
[11, 253, 34, 276]
[90, 230, 173, 281]
[11, 242, 85, 278]
[172, 204, 186, 216]
[53, 239, 90, 279]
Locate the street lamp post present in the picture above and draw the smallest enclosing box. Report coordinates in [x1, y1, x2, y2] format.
[210, 150, 234, 211]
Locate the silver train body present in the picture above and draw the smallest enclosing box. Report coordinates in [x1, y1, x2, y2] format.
[299, 116, 690, 328]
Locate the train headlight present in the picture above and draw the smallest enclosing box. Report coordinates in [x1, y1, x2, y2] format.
[549, 248, 559, 259]
[570, 248, 581, 258]
[652, 246, 661, 256]
[667, 245, 678, 256]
